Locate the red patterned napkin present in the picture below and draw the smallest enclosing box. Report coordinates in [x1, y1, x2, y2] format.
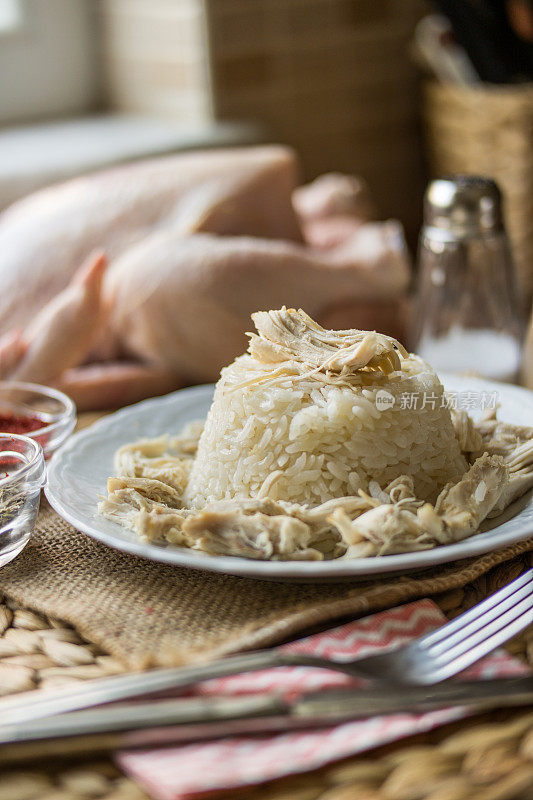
[117, 599, 529, 800]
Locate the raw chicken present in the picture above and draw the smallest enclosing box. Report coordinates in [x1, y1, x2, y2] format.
[0, 145, 411, 409]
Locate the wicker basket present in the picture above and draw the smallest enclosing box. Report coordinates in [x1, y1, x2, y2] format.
[423, 82, 533, 299]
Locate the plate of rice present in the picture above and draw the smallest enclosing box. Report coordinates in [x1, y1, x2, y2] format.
[46, 308, 533, 579]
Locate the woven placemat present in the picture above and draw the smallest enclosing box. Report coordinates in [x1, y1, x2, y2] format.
[0, 502, 531, 670]
[0, 554, 531, 800]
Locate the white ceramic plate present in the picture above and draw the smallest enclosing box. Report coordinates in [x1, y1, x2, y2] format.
[45, 376, 533, 581]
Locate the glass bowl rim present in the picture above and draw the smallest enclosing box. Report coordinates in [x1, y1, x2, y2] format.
[0, 380, 76, 438]
[0, 432, 45, 490]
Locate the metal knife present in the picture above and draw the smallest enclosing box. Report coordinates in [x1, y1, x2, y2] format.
[0, 677, 531, 764]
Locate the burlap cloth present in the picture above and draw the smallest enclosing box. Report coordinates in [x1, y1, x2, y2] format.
[0, 501, 530, 671]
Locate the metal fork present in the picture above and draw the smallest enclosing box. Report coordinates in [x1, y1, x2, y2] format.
[1, 569, 531, 727]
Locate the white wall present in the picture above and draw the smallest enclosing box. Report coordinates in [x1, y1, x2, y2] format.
[0, 0, 99, 124]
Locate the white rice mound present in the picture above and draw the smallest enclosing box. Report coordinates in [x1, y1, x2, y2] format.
[184, 352, 467, 509]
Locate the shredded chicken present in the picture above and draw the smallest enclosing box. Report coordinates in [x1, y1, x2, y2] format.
[475, 407, 533, 454]
[431, 453, 508, 539]
[451, 410, 483, 454]
[182, 509, 322, 561]
[113, 421, 203, 492]
[248, 307, 407, 375]
[98, 404, 532, 562]
[332, 506, 437, 558]
[458, 407, 533, 516]
[331, 454, 507, 558]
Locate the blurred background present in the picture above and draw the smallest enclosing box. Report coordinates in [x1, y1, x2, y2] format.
[2, 0, 533, 397]
[0, 0, 426, 238]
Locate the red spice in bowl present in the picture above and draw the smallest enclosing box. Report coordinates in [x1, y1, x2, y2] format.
[0, 383, 76, 459]
[0, 413, 44, 435]
[0, 416, 49, 464]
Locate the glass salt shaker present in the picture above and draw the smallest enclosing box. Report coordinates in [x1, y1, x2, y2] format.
[411, 176, 525, 383]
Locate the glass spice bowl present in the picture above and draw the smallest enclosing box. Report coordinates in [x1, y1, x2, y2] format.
[0, 381, 76, 459]
[0, 434, 46, 567]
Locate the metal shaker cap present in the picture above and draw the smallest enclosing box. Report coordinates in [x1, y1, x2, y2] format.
[424, 176, 503, 239]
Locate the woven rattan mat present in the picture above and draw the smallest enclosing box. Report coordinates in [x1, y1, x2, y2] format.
[0, 502, 531, 670]
[0, 553, 531, 800]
